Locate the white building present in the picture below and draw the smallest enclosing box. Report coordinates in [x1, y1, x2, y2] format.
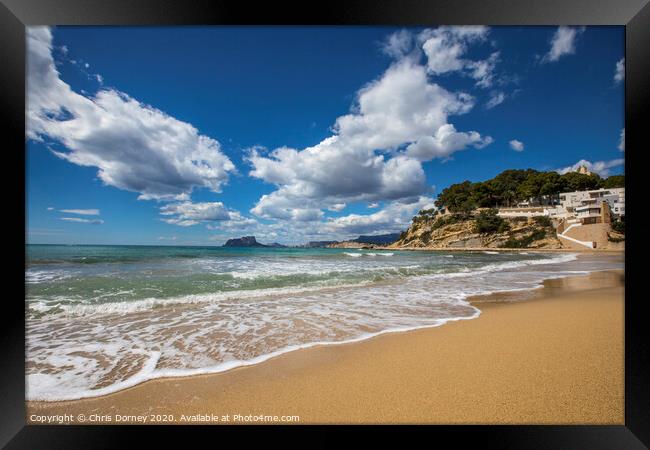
[497, 187, 624, 225]
[559, 188, 625, 221]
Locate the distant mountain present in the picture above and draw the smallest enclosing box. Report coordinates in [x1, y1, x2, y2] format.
[305, 240, 339, 248]
[353, 233, 401, 245]
[266, 242, 287, 248]
[223, 236, 266, 247]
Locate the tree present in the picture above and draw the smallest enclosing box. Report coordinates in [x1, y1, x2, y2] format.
[601, 175, 625, 189]
[475, 208, 509, 234]
[470, 181, 496, 207]
[490, 169, 538, 206]
[435, 181, 476, 212]
[560, 172, 602, 192]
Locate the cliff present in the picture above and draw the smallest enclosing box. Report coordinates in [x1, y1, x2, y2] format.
[391, 213, 563, 249]
[353, 233, 400, 245]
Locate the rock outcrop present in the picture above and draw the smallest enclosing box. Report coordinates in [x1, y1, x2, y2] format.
[223, 236, 266, 247]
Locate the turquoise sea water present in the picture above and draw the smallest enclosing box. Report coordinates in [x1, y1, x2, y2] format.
[25, 244, 623, 401]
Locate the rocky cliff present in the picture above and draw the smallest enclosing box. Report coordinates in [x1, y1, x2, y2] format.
[391, 214, 563, 249]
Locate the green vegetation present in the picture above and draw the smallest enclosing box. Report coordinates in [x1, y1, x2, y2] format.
[433, 168, 621, 212]
[611, 219, 625, 234]
[431, 213, 469, 230]
[412, 208, 437, 224]
[500, 229, 547, 248]
[533, 216, 552, 228]
[601, 175, 625, 189]
[474, 209, 510, 234]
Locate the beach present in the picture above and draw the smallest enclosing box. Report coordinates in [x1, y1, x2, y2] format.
[27, 267, 624, 424]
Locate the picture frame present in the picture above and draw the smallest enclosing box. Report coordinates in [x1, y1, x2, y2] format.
[2, 0, 647, 447]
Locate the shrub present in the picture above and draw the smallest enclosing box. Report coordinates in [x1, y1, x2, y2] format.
[500, 229, 547, 248]
[533, 216, 552, 227]
[475, 209, 510, 234]
[611, 219, 625, 234]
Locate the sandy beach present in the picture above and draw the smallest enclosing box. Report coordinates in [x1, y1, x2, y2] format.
[26, 268, 624, 425]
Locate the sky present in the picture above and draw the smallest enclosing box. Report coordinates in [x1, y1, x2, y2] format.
[26, 26, 625, 246]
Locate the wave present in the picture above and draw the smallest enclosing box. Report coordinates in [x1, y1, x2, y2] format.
[27, 253, 578, 318]
[24, 251, 624, 402]
[344, 252, 393, 257]
[26, 311, 481, 401]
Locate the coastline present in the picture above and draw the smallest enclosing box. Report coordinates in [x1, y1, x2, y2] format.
[380, 246, 624, 253]
[27, 262, 624, 424]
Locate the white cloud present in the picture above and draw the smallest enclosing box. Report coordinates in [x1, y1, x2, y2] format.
[405, 124, 493, 161]
[27, 27, 236, 202]
[418, 26, 498, 88]
[160, 201, 233, 226]
[509, 139, 524, 152]
[60, 217, 104, 224]
[556, 158, 624, 177]
[46, 207, 54, 211]
[382, 29, 414, 59]
[158, 236, 177, 241]
[248, 56, 491, 221]
[327, 203, 347, 212]
[614, 58, 625, 83]
[367, 202, 379, 209]
[249, 191, 325, 222]
[542, 26, 584, 63]
[59, 208, 100, 216]
[485, 91, 505, 109]
[321, 197, 435, 236]
[618, 128, 625, 152]
[206, 212, 258, 231]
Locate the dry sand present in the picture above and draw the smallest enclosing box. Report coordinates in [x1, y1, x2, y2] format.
[27, 270, 624, 425]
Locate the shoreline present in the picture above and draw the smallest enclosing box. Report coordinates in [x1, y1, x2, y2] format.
[380, 246, 624, 253]
[27, 261, 624, 424]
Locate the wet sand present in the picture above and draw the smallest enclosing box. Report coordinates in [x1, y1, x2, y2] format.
[27, 270, 624, 425]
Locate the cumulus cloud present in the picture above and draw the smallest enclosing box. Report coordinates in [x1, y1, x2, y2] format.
[618, 128, 625, 152]
[60, 217, 104, 224]
[382, 29, 414, 59]
[418, 26, 498, 88]
[160, 201, 234, 226]
[556, 158, 624, 177]
[614, 58, 625, 83]
[248, 53, 492, 221]
[27, 27, 236, 202]
[249, 191, 325, 222]
[321, 196, 435, 236]
[542, 26, 584, 63]
[509, 139, 524, 152]
[59, 208, 100, 215]
[405, 124, 493, 161]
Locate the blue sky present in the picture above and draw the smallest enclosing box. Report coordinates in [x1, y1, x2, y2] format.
[26, 26, 624, 245]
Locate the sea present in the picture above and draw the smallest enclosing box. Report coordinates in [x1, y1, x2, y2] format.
[25, 244, 623, 401]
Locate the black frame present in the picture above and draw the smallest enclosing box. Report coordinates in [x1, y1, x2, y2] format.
[2, 0, 648, 447]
